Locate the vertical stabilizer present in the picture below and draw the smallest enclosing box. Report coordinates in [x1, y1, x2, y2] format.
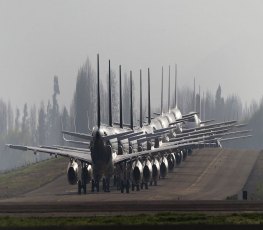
[130, 71, 133, 129]
[203, 91, 205, 121]
[140, 70, 143, 128]
[97, 54, 101, 129]
[199, 85, 201, 119]
[108, 60, 112, 127]
[193, 77, 196, 112]
[168, 65, 170, 112]
[161, 66, 163, 115]
[148, 68, 151, 125]
[119, 65, 123, 128]
[175, 64, 177, 108]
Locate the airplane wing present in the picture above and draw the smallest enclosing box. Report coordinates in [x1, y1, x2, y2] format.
[62, 130, 134, 141]
[113, 141, 214, 164]
[179, 120, 237, 133]
[6, 144, 92, 164]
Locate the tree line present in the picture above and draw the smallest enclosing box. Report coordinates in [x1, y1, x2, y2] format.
[0, 57, 261, 171]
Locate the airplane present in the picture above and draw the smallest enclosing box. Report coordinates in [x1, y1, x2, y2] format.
[6, 54, 251, 194]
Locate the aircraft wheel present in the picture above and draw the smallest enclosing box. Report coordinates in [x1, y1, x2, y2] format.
[83, 182, 87, 194]
[78, 180, 82, 195]
[113, 175, 117, 186]
[120, 180, 124, 193]
[141, 183, 143, 190]
[145, 183, 148, 190]
[91, 179, 95, 192]
[102, 178, 106, 192]
[126, 180, 130, 193]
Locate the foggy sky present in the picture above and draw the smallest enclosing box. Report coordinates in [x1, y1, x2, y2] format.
[1, 0, 263, 111]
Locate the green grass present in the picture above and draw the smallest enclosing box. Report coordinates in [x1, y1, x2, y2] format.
[1, 213, 263, 227]
[0, 157, 67, 198]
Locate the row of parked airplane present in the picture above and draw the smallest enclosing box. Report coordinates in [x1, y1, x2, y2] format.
[7, 54, 251, 194]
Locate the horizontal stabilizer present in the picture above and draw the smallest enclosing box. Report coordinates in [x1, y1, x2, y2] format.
[154, 126, 178, 133]
[136, 133, 166, 143]
[182, 112, 198, 118]
[117, 131, 144, 141]
[200, 119, 215, 124]
[62, 130, 93, 141]
[103, 130, 134, 141]
[62, 129, 134, 141]
[113, 122, 136, 128]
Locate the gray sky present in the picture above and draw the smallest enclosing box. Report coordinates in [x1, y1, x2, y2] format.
[1, 0, 263, 111]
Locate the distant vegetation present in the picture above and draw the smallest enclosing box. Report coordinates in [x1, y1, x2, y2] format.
[0, 57, 262, 171]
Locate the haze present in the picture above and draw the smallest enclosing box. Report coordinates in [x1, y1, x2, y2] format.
[1, 0, 263, 110]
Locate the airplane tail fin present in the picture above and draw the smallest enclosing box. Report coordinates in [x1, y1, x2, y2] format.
[130, 71, 134, 129]
[108, 60, 112, 127]
[148, 68, 151, 125]
[119, 65, 123, 128]
[175, 63, 177, 108]
[97, 54, 101, 129]
[168, 65, 170, 112]
[140, 69, 143, 128]
[161, 66, 164, 115]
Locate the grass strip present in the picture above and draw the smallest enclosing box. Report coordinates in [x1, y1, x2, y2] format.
[1, 212, 263, 227]
[0, 157, 67, 198]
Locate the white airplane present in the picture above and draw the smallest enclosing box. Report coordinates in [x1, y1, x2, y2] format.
[7, 54, 251, 194]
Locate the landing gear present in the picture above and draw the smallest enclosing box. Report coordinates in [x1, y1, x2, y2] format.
[120, 179, 130, 193]
[77, 179, 87, 195]
[145, 182, 148, 189]
[78, 180, 82, 195]
[126, 179, 130, 193]
[140, 182, 149, 190]
[102, 178, 110, 192]
[91, 179, 99, 192]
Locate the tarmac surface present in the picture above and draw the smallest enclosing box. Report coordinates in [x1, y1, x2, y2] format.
[0, 148, 260, 215]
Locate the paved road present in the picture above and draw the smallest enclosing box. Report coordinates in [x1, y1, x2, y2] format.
[0, 148, 258, 208]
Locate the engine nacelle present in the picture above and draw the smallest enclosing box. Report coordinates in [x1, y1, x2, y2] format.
[152, 158, 160, 182]
[175, 151, 183, 164]
[131, 160, 143, 185]
[143, 159, 152, 183]
[67, 160, 79, 185]
[167, 153, 176, 171]
[82, 164, 93, 184]
[159, 156, 168, 178]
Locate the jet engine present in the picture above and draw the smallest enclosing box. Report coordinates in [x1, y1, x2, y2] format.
[167, 152, 176, 171]
[81, 164, 93, 184]
[67, 159, 79, 185]
[142, 159, 152, 183]
[175, 151, 182, 165]
[131, 160, 143, 185]
[151, 158, 160, 183]
[159, 156, 168, 178]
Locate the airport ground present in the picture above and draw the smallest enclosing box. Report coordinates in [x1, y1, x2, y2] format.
[1, 148, 263, 229]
